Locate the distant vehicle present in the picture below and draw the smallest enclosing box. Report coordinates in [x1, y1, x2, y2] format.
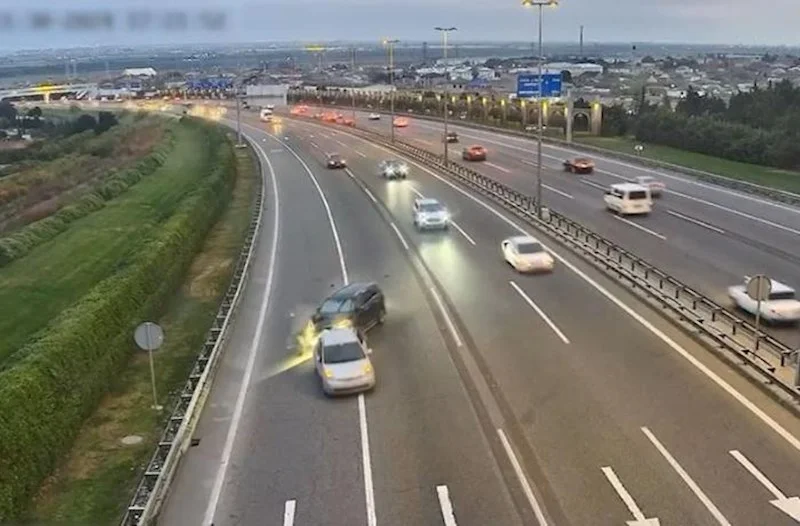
[260, 108, 273, 122]
[412, 198, 450, 231]
[379, 159, 409, 180]
[326, 153, 347, 169]
[342, 117, 355, 126]
[312, 282, 386, 333]
[462, 145, 487, 161]
[313, 112, 324, 119]
[501, 235, 554, 273]
[525, 124, 547, 132]
[266, 104, 275, 110]
[728, 278, 800, 323]
[393, 117, 409, 127]
[563, 157, 595, 174]
[634, 175, 665, 197]
[322, 112, 338, 123]
[368, 113, 381, 120]
[314, 327, 375, 396]
[603, 183, 652, 216]
[444, 131, 459, 143]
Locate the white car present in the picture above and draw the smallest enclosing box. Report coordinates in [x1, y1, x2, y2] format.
[501, 236, 554, 273]
[727, 278, 800, 323]
[314, 327, 376, 396]
[634, 176, 666, 197]
[368, 113, 381, 120]
[379, 159, 409, 180]
[413, 198, 449, 230]
[604, 183, 652, 216]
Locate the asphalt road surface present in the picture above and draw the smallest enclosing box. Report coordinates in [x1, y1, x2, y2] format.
[315, 107, 800, 349]
[157, 111, 800, 526]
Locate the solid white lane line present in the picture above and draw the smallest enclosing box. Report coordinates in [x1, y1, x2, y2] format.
[580, 178, 608, 191]
[666, 210, 726, 235]
[292, 120, 800, 457]
[613, 215, 667, 240]
[363, 186, 378, 204]
[430, 286, 463, 347]
[729, 450, 786, 500]
[451, 221, 477, 245]
[309, 141, 319, 149]
[354, 149, 367, 157]
[668, 187, 800, 236]
[497, 428, 549, 526]
[334, 138, 349, 148]
[542, 184, 574, 199]
[641, 427, 731, 526]
[601, 467, 646, 521]
[203, 139, 281, 526]
[484, 161, 512, 174]
[283, 500, 296, 526]
[509, 281, 570, 345]
[437, 485, 458, 526]
[358, 394, 377, 526]
[409, 186, 475, 245]
[390, 222, 410, 251]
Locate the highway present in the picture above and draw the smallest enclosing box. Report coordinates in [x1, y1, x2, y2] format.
[324, 107, 800, 349]
[156, 110, 800, 526]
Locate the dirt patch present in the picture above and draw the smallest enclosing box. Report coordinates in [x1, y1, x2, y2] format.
[186, 257, 234, 300]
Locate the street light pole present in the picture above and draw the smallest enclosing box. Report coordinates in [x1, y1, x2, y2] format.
[523, 0, 558, 219]
[435, 26, 457, 163]
[384, 39, 399, 143]
[351, 47, 357, 123]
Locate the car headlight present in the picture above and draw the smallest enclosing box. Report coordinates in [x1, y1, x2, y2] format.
[399, 165, 408, 173]
[324, 367, 333, 378]
[362, 363, 373, 374]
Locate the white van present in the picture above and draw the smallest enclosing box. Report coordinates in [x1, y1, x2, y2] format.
[259, 108, 273, 122]
[604, 183, 652, 215]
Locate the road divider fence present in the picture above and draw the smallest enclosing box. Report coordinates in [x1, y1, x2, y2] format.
[286, 112, 800, 407]
[120, 136, 265, 526]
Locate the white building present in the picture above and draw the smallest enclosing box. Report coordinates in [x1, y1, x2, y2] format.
[123, 68, 157, 77]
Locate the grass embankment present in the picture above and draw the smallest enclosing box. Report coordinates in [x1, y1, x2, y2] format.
[0, 116, 243, 521]
[576, 135, 800, 194]
[26, 136, 258, 526]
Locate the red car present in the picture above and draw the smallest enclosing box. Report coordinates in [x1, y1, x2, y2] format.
[563, 157, 595, 174]
[462, 145, 487, 161]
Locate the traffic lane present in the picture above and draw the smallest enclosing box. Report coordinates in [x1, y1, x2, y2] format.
[328, 132, 736, 525]
[398, 115, 800, 231]
[314, 125, 800, 525]
[208, 127, 368, 526]
[159, 131, 365, 526]
[287, 130, 524, 526]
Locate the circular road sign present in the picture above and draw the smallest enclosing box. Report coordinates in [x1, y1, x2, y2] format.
[746, 275, 772, 302]
[134, 322, 165, 351]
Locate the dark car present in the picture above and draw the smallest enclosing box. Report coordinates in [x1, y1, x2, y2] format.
[444, 131, 459, 143]
[327, 153, 347, 169]
[312, 283, 386, 333]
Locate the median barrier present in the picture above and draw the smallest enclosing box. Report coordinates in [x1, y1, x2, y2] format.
[287, 112, 800, 409]
[302, 100, 800, 208]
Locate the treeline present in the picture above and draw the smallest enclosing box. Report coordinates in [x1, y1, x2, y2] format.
[0, 117, 238, 519]
[602, 80, 800, 169]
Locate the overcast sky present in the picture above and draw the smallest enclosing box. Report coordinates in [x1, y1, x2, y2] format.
[1, 0, 799, 51]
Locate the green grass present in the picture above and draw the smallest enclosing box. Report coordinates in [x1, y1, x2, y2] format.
[576, 135, 800, 194]
[0, 124, 212, 368]
[25, 136, 257, 526]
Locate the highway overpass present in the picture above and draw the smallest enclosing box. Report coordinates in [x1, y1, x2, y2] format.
[0, 83, 98, 102]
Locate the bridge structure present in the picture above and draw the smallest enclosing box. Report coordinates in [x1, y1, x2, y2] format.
[0, 83, 98, 102]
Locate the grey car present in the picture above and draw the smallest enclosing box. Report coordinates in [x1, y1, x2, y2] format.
[379, 159, 409, 179]
[315, 327, 376, 396]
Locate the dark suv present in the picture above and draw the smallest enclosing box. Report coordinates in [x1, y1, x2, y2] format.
[312, 282, 386, 332]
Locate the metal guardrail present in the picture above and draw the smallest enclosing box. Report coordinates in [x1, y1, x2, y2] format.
[120, 135, 266, 526]
[305, 100, 800, 208]
[289, 113, 800, 403]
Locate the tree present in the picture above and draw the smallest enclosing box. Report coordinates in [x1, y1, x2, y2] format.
[0, 101, 16, 121]
[71, 114, 97, 134]
[561, 70, 573, 85]
[27, 106, 42, 119]
[95, 111, 118, 133]
[601, 104, 630, 136]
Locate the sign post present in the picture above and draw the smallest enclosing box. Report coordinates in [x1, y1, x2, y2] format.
[745, 275, 771, 358]
[134, 322, 165, 411]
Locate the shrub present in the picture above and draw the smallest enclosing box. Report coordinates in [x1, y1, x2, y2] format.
[0, 120, 237, 519]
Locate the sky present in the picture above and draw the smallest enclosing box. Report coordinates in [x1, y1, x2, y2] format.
[0, 0, 799, 51]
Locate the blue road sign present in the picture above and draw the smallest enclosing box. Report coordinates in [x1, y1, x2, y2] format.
[517, 73, 562, 98]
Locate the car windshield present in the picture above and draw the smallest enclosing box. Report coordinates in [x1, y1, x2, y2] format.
[419, 202, 444, 213]
[323, 342, 365, 364]
[329, 155, 341, 161]
[768, 290, 796, 301]
[319, 298, 354, 314]
[628, 190, 649, 200]
[517, 242, 544, 254]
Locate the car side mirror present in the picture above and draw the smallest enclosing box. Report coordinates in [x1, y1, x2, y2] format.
[312, 312, 322, 323]
[366, 347, 373, 355]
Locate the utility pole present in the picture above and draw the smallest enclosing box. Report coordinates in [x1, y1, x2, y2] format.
[384, 39, 399, 143]
[580, 25, 584, 57]
[435, 27, 457, 163]
[351, 47, 357, 123]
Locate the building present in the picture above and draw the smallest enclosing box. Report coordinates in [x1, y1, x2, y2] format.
[122, 68, 157, 78]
